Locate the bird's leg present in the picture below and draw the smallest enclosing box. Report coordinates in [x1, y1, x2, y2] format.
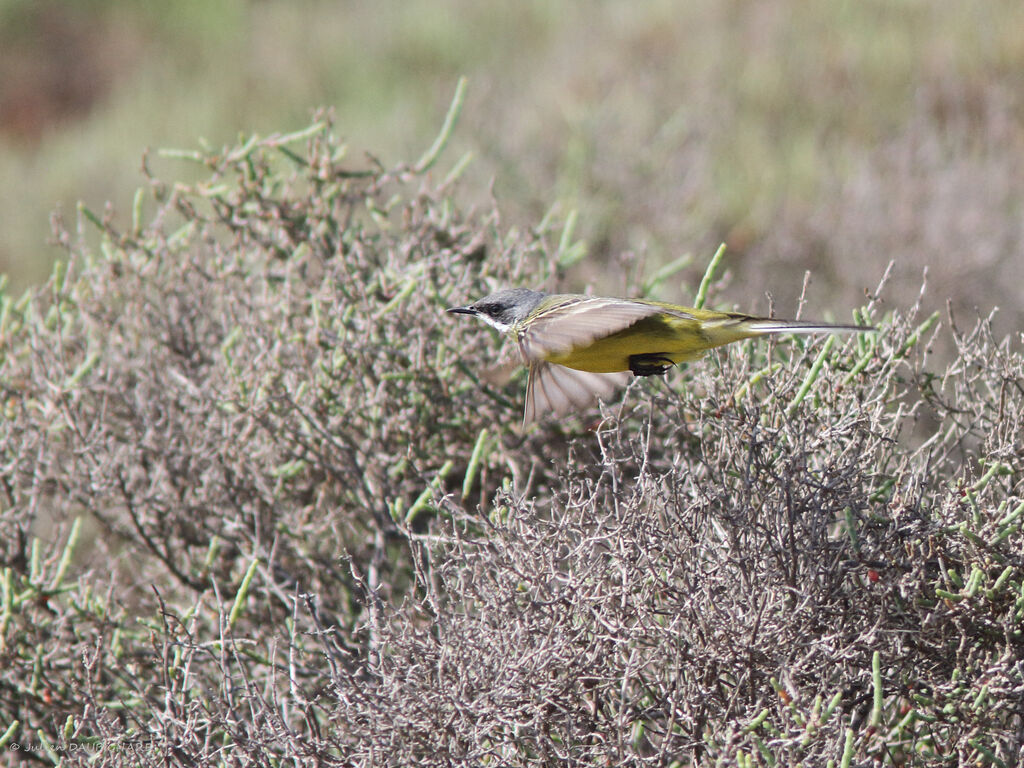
[628, 354, 675, 377]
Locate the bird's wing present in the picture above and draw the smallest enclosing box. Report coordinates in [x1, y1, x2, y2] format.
[524, 362, 632, 423]
[517, 297, 672, 362]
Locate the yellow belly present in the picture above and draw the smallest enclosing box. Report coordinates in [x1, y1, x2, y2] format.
[544, 315, 718, 373]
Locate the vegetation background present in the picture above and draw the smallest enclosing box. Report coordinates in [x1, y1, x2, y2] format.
[3, 0, 1023, 330]
[1, 0, 1023, 765]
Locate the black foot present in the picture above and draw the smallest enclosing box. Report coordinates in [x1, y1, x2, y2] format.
[629, 354, 675, 377]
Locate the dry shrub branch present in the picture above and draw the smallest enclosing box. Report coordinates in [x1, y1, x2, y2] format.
[1, 112, 1022, 766]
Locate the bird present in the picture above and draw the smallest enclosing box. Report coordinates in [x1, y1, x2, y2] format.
[447, 288, 875, 423]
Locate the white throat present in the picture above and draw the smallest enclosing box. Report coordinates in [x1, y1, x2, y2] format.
[477, 314, 512, 333]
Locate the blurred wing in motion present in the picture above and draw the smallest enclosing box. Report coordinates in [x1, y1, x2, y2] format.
[524, 362, 631, 424]
[517, 297, 666, 362]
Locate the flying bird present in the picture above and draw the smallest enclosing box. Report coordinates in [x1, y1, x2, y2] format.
[448, 288, 874, 423]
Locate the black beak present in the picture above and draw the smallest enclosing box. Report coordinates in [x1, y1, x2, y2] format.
[446, 306, 476, 315]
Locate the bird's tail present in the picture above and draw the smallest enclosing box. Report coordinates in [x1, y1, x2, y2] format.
[696, 314, 875, 349]
[739, 317, 873, 336]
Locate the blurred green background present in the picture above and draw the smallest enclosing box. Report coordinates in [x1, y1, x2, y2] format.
[2, 0, 1022, 331]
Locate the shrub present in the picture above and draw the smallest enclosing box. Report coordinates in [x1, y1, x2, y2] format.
[1, 105, 1022, 766]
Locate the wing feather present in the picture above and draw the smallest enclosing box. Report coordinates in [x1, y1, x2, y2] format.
[524, 362, 632, 423]
[518, 297, 675, 362]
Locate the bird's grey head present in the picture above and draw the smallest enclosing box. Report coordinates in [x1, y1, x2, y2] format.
[447, 288, 548, 333]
